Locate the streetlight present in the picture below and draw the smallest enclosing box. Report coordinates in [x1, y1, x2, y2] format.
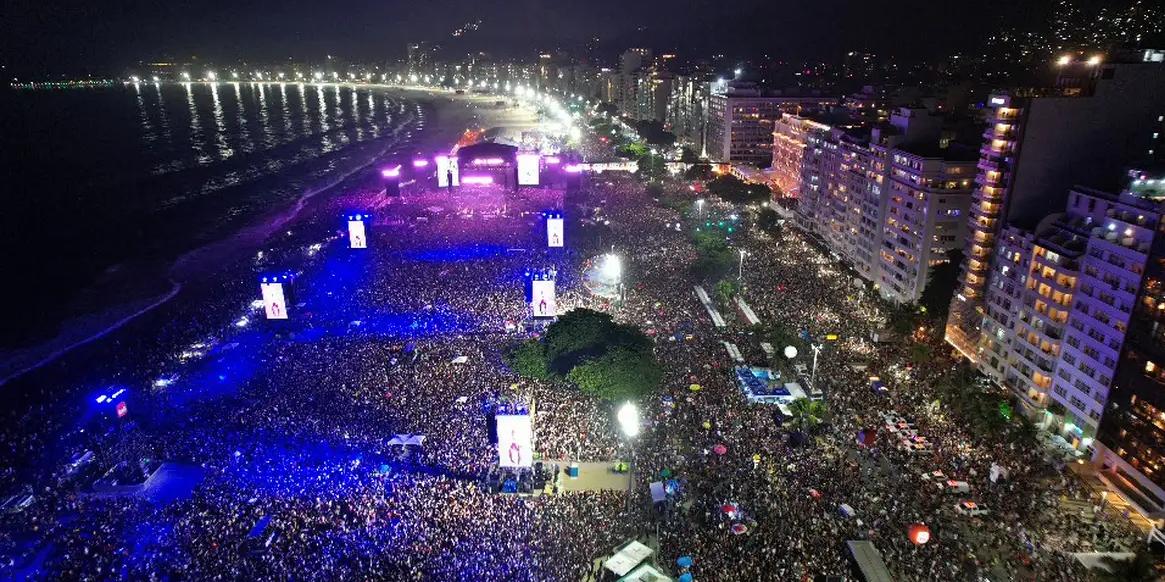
[604, 254, 624, 303]
[810, 343, 823, 393]
[617, 402, 640, 511]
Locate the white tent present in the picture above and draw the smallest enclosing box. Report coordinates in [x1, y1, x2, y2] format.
[605, 540, 654, 577]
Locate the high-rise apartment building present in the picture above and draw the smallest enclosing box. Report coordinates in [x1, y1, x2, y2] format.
[771, 114, 830, 199]
[667, 75, 711, 154]
[877, 145, 977, 303]
[707, 81, 836, 166]
[946, 54, 1165, 362]
[1094, 172, 1165, 518]
[976, 183, 1159, 431]
[634, 69, 674, 123]
[614, 48, 652, 117]
[793, 107, 975, 302]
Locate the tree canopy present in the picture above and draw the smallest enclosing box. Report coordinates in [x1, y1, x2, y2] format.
[919, 249, 964, 321]
[616, 143, 649, 159]
[707, 175, 772, 205]
[633, 120, 676, 147]
[756, 208, 781, 234]
[684, 163, 714, 181]
[690, 230, 736, 282]
[637, 154, 666, 181]
[508, 309, 661, 401]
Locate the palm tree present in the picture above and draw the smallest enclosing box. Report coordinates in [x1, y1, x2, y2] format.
[788, 398, 826, 446]
[1091, 550, 1158, 581]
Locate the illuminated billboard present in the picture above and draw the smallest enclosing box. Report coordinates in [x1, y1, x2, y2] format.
[496, 414, 534, 467]
[531, 279, 556, 318]
[435, 155, 460, 187]
[517, 153, 540, 186]
[547, 216, 564, 248]
[260, 282, 288, 320]
[347, 216, 367, 249]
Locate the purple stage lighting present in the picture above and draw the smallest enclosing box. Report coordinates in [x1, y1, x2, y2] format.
[462, 175, 494, 185]
[471, 158, 505, 166]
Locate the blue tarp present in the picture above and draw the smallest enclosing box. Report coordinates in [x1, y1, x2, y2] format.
[248, 515, 272, 539]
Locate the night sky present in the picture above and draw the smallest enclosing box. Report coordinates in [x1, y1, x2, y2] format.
[5, 0, 1046, 76]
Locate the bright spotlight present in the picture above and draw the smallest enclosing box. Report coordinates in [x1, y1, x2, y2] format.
[603, 254, 622, 279]
[617, 402, 640, 438]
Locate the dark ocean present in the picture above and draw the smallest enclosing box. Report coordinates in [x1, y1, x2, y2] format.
[0, 82, 418, 347]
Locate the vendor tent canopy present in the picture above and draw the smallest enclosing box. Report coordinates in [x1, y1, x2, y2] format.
[604, 540, 654, 577]
[618, 563, 673, 582]
[649, 482, 667, 503]
[846, 540, 895, 582]
[388, 434, 426, 447]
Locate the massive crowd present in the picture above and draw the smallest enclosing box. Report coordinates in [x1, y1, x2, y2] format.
[0, 123, 1149, 581]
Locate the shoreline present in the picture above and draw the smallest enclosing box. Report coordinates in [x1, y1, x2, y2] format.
[0, 88, 534, 387]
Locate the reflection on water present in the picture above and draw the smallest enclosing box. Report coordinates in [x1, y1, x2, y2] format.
[124, 82, 409, 206]
[209, 82, 233, 160]
[136, 83, 403, 174]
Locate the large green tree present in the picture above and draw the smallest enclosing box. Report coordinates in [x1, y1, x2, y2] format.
[787, 398, 827, 446]
[919, 249, 964, 321]
[707, 175, 771, 205]
[567, 346, 661, 401]
[756, 208, 781, 234]
[542, 309, 652, 374]
[715, 279, 741, 309]
[507, 309, 662, 401]
[690, 231, 736, 282]
[616, 143, 649, 159]
[637, 154, 666, 182]
[505, 340, 550, 379]
[684, 164, 713, 181]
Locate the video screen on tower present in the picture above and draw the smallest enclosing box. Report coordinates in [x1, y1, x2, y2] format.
[347, 219, 367, 249]
[496, 414, 534, 467]
[260, 282, 288, 320]
[517, 153, 540, 186]
[547, 217, 564, 248]
[531, 279, 556, 317]
[436, 155, 460, 187]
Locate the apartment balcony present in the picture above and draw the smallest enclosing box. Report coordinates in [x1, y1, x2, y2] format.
[972, 186, 1005, 205]
[979, 142, 1012, 160]
[1106, 207, 1152, 227]
[983, 126, 1016, 141]
[995, 111, 1020, 123]
[976, 158, 1008, 174]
